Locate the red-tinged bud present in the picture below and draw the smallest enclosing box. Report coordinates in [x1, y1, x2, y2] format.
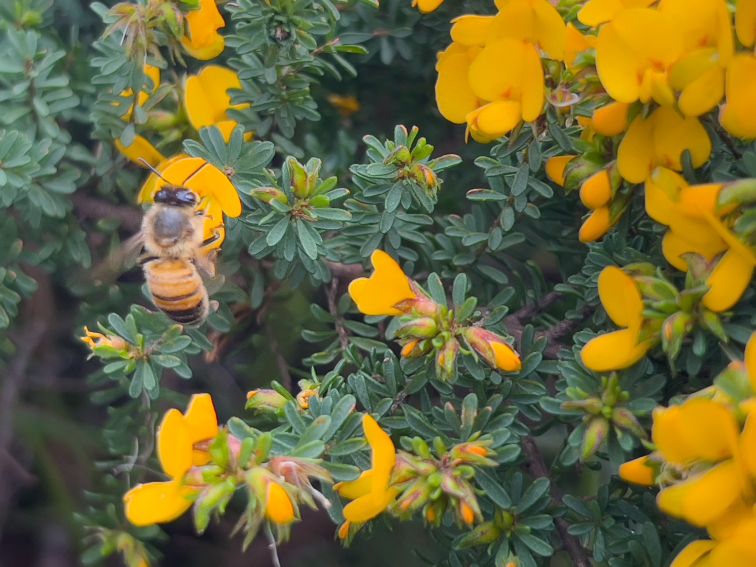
[250, 186, 288, 204]
[246, 389, 288, 414]
[717, 178, 756, 210]
[396, 317, 438, 339]
[661, 311, 694, 362]
[564, 157, 602, 192]
[451, 442, 497, 466]
[436, 339, 460, 381]
[424, 499, 446, 526]
[455, 521, 501, 549]
[458, 501, 476, 526]
[395, 479, 431, 514]
[581, 417, 609, 461]
[193, 478, 237, 533]
[462, 327, 522, 372]
[610, 407, 647, 439]
[400, 339, 420, 358]
[634, 275, 678, 302]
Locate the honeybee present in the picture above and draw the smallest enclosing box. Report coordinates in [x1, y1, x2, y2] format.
[140, 183, 220, 326]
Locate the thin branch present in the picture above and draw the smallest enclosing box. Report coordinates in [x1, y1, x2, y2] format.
[72, 194, 142, 231]
[522, 437, 591, 567]
[0, 271, 54, 532]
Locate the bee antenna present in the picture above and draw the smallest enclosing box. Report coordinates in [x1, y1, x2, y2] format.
[138, 158, 170, 184]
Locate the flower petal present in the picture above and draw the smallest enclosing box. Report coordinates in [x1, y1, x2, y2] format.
[265, 482, 296, 525]
[598, 266, 642, 328]
[592, 102, 629, 136]
[736, 0, 756, 47]
[617, 113, 655, 183]
[450, 15, 494, 46]
[435, 49, 478, 124]
[363, 414, 396, 476]
[545, 155, 575, 187]
[580, 170, 612, 209]
[182, 160, 242, 217]
[703, 249, 756, 312]
[115, 135, 164, 168]
[492, 341, 522, 372]
[123, 481, 196, 526]
[579, 207, 612, 243]
[721, 54, 756, 140]
[657, 459, 741, 526]
[183, 393, 219, 444]
[184, 65, 243, 131]
[652, 107, 711, 171]
[581, 328, 651, 372]
[618, 455, 654, 485]
[468, 38, 526, 102]
[336, 470, 375, 500]
[669, 541, 715, 567]
[342, 487, 398, 523]
[678, 64, 724, 117]
[348, 250, 416, 316]
[467, 100, 523, 140]
[158, 409, 193, 479]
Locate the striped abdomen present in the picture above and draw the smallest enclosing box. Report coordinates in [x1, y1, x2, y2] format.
[143, 258, 208, 326]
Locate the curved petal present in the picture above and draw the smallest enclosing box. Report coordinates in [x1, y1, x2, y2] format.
[115, 135, 164, 168]
[580, 169, 612, 209]
[596, 21, 643, 103]
[597, 266, 643, 327]
[579, 207, 612, 243]
[592, 102, 630, 136]
[618, 455, 654, 486]
[581, 328, 651, 372]
[492, 341, 522, 372]
[578, 0, 624, 27]
[652, 107, 711, 171]
[158, 409, 193, 479]
[669, 541, 715, 567]
[183, 161, 242, 217]
[530, 0, 567, 60]
[184, 0, 225, 49]
[414, 0, 444, 13]
[348, 250, 416, 316]
[123, 481, 196, 526]
[661, 230, 726, 271]
[617, 114, 654, 183]
[342, 487, 398, 523]
[721, 54, 756, 140]
[435, 49, 478, 124]
[450, 15, 494, 46]
[336, 470, 375, 500]
[657, 460, 741, 526]
[644, 167, 685, 225]
[747, 332, 756, 391]
[545, 155, 575, 187]
[703, 249, 756, 312]
[736, 0, 756, 47]
[468, 38, 526, 102]
[739, 412, 756, 479]
[363, 414, 396, 476]
[467, 100, 523, 140]
[182, 33, 225, 61]
[520, 42, 545, 121]
[184, 65, 242, 130]
[265, 482, 296, 525]
[678, 64, 724, 117]
[183, 393, 219, 444]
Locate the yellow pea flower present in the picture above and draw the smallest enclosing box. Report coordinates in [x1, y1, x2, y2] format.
[545, 155, 576, 187]
[138, 155, 241, 253]
[435, 43, 481, 126]
[348, 250, 417, 316]
[184, 65, 249, 142]
[578, 207, 613, 243]
[411, 0, 444, 13]
[264, 481, 296, 525]
[617, 106, 711, 184]
[591, 101, 630, 137]
[181, 0, 225, 60]
[335, 414, 398, 531]
[123, 394, 219, 526]
[577, 0, 655, 27]
[720, 54, 756, 140]
[462, 327, 522, 372]
[581, 266, 654, 372]
[618, 455, 654, 486]
[80, 326, 127, 352]
[115, 135, 165, 168]
[644, 168, 755, 312]
[488, 0, 567, 61]
[595, 8, 682, 106]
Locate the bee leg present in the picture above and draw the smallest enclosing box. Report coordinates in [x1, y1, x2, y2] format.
[194, 229, 223, 277]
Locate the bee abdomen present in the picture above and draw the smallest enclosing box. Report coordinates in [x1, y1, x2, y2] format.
[143, 259, 209, 326]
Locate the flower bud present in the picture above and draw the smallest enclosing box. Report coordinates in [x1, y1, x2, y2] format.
[455, 520, 501, 548]
[193, 478, 237, 533]
[581, 417, 609, 460]
[396, 317, 438, 339]
[634, 275, 678, 302]
[564, 157, 602, 192]
[246, 389, 288, 414]
[435, 339, 460, 381]
[661, 311, 694, 362]
[700, 310, 728, 342]
[395, 479, 431, 514]
[287, 157, 309, 198]
[424, 499, 446, 526]
[451, 441, 497, 466]
[619, 455, 655, 486]
[579, 169, 612, 209]
[462, 327, 521, 372]
[717, 178, 756, 210]
[579, 207, 611, 243]
[160, 3, 182, 38]
[610, 407, 647, 439]
[561, 397, 603, 415]
[250, 186, 289, 205]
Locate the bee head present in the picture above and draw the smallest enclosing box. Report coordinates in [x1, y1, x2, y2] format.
[154, 187, 198, 207]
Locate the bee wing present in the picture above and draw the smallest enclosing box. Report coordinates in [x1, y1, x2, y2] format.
[89, 233, 146, 286]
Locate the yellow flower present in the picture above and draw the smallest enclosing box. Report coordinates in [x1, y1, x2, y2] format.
[184, 65, 249, 142]
[264, 480, 296, 525]
[489, 0, 567, 61]
[327, 94, 361, 117]
[80, 326, 127, 351]
[545, 155, 576, 187]
[617, 106, 711, 184]
[412, 0, 444, 14]
[652, 398, 744, 528]
[181, 0, 225, 60]
[466, 37, 544, 139]
[565, 23, 596, 69]
[581, 266, 654, 372]
[462, 327, 522, 372]
[579, 206, 614, 243]
[644, 168, 755, 312]
[618, 455, 654, 486]
[123, 394, 219, 526]
[591, 101, 630, 137]
[115, 135, 164, 168]
[595, 8, 682, 106]
[138, 155, 241, 252]
[720, 54, 756, 140]
[335, 415, 397, 532]
[348, 250, 417, 316]
[120, 64, 160, 122]
[577, 0, 655, 27]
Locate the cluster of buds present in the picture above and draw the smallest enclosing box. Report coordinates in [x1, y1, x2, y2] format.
[250, 156, 341, 217]
[123, 395, 332, 547]
[390, 436, 497, 527]
[245, 378, 321, 416]
[562, 373, 646, 460]
[81, 326, 131, 358]
[350, 250, 521, 382]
